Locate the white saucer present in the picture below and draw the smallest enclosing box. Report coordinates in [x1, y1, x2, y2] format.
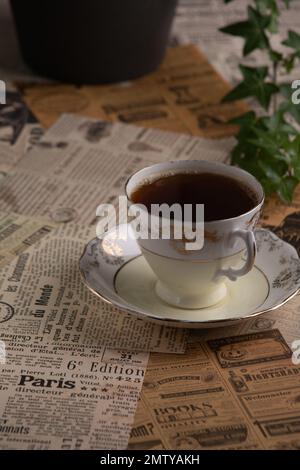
[79, 225, 300, 328]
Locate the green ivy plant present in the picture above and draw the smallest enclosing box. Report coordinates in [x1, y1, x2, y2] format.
[220, 0, 300, 203]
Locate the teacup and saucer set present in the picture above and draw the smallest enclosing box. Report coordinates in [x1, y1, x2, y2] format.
[80, 161, 300, 328]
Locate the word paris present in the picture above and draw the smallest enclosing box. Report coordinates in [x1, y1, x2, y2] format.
[0, 80, 6, 104]
[292, 80, 300, 105]
[99, 453, 201, 467]
[96, 196, 204, 250]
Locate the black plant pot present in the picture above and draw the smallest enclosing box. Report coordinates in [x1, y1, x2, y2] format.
[10, 0, 178, 85]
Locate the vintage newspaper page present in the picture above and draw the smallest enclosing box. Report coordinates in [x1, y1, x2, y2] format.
[20, 45, 246, 138]
[0, 215, 186, 450]
[0, 211, 187, 449]
[0, 334, 148, 449]
[0, 220, 187, 354]
[0, 211, 56, 268]
[129, 331, 300, 450]
[0, 113, 234, 224]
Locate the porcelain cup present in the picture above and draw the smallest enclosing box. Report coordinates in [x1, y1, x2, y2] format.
[126, 160, 264, 309]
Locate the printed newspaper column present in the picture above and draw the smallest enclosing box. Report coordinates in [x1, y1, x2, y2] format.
[0, 213, 188, 449]
[128, 342, 262, 450]
[0, 217, 187, 449]
[129, 330, 300, 450]
[206, 330, 300, 450]
[0, 211, 57, 268]
[0, 114, 233, 224]
[0, 221, 188, 353]
[0, 338, 148, 449]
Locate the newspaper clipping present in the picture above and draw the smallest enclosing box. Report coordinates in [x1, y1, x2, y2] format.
[0, 338, 148, 449]
[0, 113, 234, 224]
[0, 215, 188, 449]
[129, 330, 300, 450]
[0, 211, 56, 268]
[0, 211, 187, 449]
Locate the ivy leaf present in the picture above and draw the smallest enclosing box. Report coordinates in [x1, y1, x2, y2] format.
[261, 111, 298, 135]
[232, 121, 300, 203]
[229, 111, 257, 127]
[261, 177, 280, 196]
[255, 0, 279, 32]
[223, 0, 299, 204]
[248, 127, 289, 157]
[258, 159, 283, 186]
[280, 83, 293, 99]
[229, 109, 300, 203]
[277, 177, 299, 203]
[255, 0, 278, 14]
[229, 111, 259, 142]
[282, 30, 300, 57]
[230, 115, 268, 175]
[247, 113, 298, 167]
[282, 53, 296, 72]
[268, 49, 282, 63]
[267, 15, 278, 33]
[232, 146, 266, 181]
[219, 6, 271, 55]
[222, 65, 278, 109]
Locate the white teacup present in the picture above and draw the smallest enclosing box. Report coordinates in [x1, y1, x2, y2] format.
[126, 160, 264, 309]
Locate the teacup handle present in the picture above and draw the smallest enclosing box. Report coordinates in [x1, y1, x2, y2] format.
[216, 229, 256, 282]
